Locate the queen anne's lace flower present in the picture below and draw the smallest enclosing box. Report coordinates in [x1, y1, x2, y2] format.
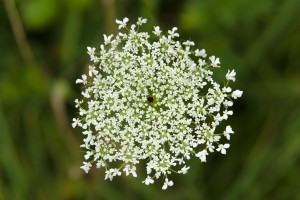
[73, 17, 243, 189]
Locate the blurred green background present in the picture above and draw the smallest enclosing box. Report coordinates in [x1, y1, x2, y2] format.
[1, 0, 300, 199]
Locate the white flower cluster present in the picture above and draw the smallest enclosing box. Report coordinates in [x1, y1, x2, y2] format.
[73, 17, 243, 189]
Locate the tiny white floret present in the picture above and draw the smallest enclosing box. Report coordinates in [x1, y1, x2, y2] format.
[226, 69, 236, 82]
[116, 17, 129, 29]
[232, 90, 243, 99]
[80, 162, 92, 173]
[217, 144, 230, 154]
[224, 125, 234, 140]
[162, 178, 174, 190]
[143, 176, 154, 185]
[209, 55, 221, 67]
[195, 49, 207, 57]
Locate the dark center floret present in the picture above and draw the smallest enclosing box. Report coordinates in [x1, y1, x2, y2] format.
[147, 96, 154, 103]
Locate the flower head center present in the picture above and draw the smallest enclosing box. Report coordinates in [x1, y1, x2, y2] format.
[147, 96, 154, 103]
[146, 95, 156, 105]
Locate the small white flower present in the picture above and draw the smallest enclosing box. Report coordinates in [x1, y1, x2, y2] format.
[162, 178, 174, 190]
[72, 118, 81, 128]
[137, 17, 147, 25]
[198, 59, 206, 67]
[222, 110, 233, 120]
[123, 165, 131, 176]
[105, 169, 114, 181]
[143, 176, 154, 185]
[217, 144, 230, 154]
[223, 87, 232, 93]
[84, 151, 93, 160]
[196, 150, 208, 162]
[103, 34, 113, 45]
[195, 49, 207, 57]
[88, 65, 98, 76]
[178, 166, 190, 174]
[75, 74, 87, 85]
[226, 69, 236, 82]
[183, 40, 195, 46]
[153, 26, 162, 36]
[207, 143, 215, 152]
[209, 55, 220, 67]
[224, 100, 233, 107]
[224, 125, 234, 140]
[80, 162, 92, 173]
[168, 27, 179, 38]
[74, 99, 82, 108]
[232, 90, 243, 99]
[130, 24, 136, 30]
[112, 168, 122, 176]
[123, 165, 137, 177]
[96, 160, 105, 168]
[183, 40, 195, 51]
[90, 54, 99, 63]
[116, 17, 129, 29]
[87, 47, 96, 56]
[81, 89, 90, 98]
[207, 98, 215, 105]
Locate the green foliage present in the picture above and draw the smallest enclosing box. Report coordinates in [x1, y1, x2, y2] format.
[21, 0, 59, 30]
[1, 0, 300, 199]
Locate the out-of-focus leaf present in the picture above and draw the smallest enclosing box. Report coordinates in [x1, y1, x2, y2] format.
[0, 102, 27, 200]
[21, 0, 60, 31]
[63, 0, 95, 10]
